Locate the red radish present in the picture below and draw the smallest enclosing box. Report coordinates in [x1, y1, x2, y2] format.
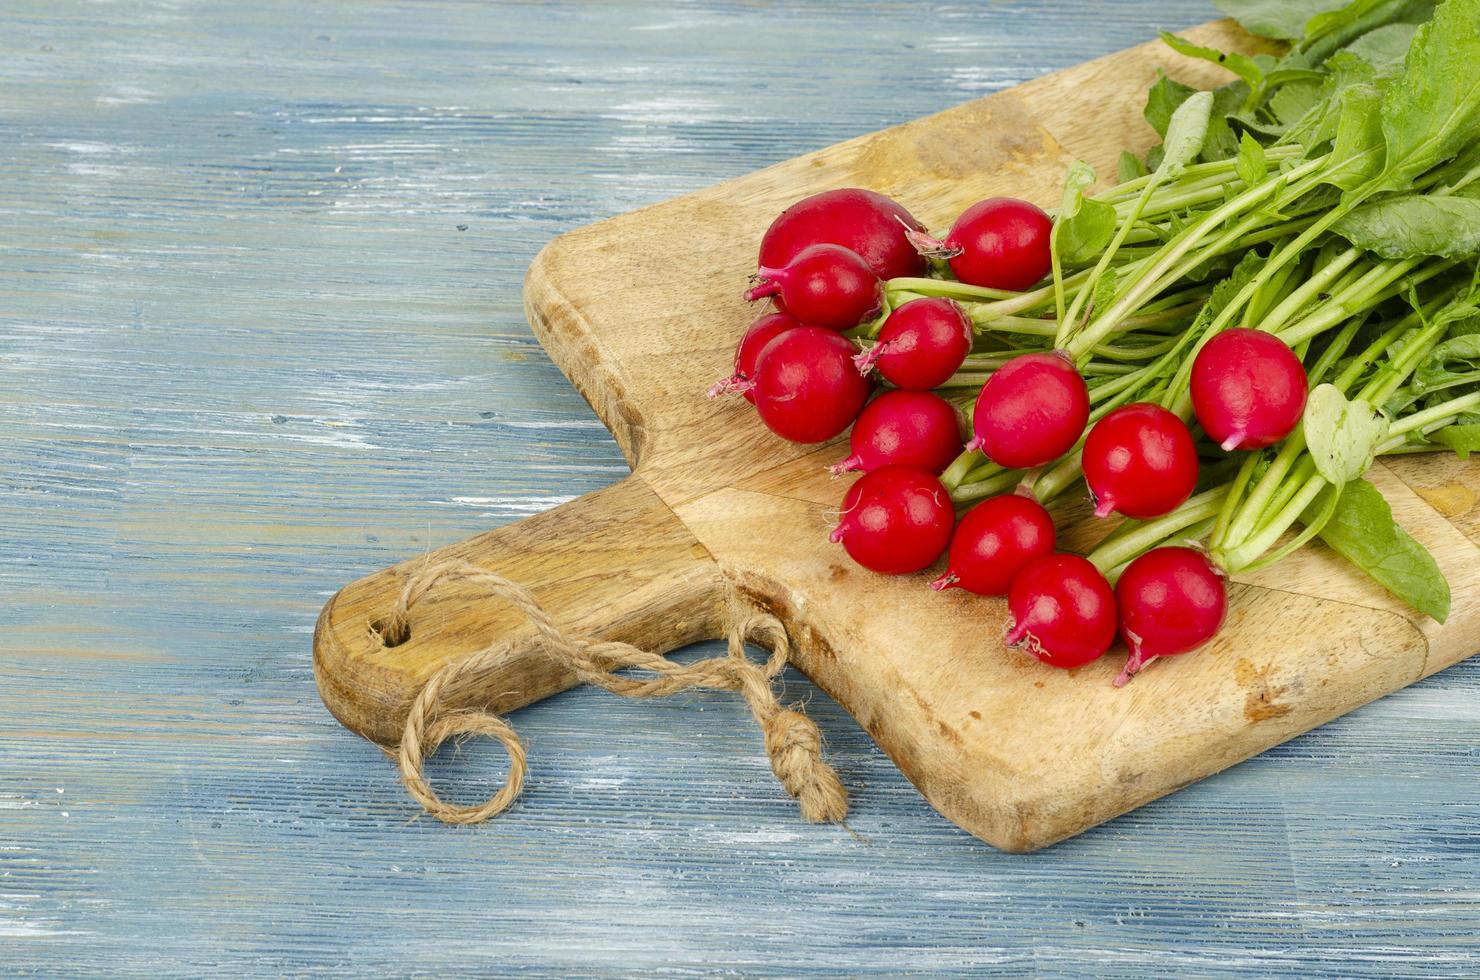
[930, 493, 1055, 595]
[759, 188, 927, 282]
[830, 390, 963, 476]
[829, 465, 953, 574]
[854, 297, 972, 390]
[1113, 547, 1227, 686]
[751, 327, 872, 443]
[1005, 553, 1116, 669]
[1082, 403, 1198, 519]
[746, 244, 881, 331]
[969, 351, 1089, 469]
[708, 312, 802, 402]
[907, 197, 1053, 291]
[1191, 328, 1309, 452]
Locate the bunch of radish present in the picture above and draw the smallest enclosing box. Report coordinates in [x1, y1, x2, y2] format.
[705, 184, 1312, 683]
[705, 0, 1480, 685]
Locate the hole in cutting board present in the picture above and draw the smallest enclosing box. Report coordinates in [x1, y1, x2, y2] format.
[371, 618, 410, 648]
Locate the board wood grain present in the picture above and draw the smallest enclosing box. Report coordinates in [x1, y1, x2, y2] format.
[314, 20, 1480, 851]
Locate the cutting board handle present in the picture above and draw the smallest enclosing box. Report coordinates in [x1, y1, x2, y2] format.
[313, 473, 728, 746]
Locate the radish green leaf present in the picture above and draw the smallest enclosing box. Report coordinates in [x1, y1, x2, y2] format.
[1333, 194, 1480, 258]
[1158, 31, 1266, 98]
[1431, 424, 1480, 458]
[1305, 477, 1450, 622]
[1236, 131, 1269, 188]
[1374, 0, 1480, 193]
[1212, 0, 1348, 40]
[1055, 162, 1117, 265]
[1158, 91, 1214, 179]
[1303, 383, 1389, 484]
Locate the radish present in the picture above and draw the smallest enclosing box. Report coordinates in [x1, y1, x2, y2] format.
[751, 327, 872, 443]
[830, 390, 963, 477]
[907, 197, 1052, 291]
[759, 188, 926, 282]
[930, 493, 1055, 595]
[829, 465, 954, 574]
[854, 297, 972, 391]
[708, 312, 802, 402]
[1004, 553, 1116, 669]
[1082, 403, 1198, 519]
[1190, 328, 1309, 451]
[746, 243, 882, 331]
[969, 351, 1089, 469]
[1113, 547, 1227, 686]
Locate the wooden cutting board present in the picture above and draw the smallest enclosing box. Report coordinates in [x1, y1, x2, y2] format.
[313, 20, 1480, 851]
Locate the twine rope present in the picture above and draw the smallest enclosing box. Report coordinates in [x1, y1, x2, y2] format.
[383, 561, 848, 825]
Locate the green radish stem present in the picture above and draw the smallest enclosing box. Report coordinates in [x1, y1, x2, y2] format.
[1059, 175, 1163, 346]
[1257, 248, 1361, 331]
[1087, 487, 1229, 574]
[1383, 392, 1480, 446]
[1063, 156, 1330, 358]
[1216, 469, 1327, 571]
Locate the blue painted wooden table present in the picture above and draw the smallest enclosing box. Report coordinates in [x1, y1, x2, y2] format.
[4, 1, 1478, 973]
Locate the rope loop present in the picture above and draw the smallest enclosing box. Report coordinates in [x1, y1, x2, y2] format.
[388, 560, 847, 825]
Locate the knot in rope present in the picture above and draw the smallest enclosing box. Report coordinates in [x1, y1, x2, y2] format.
[384, 561, 847, 826]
